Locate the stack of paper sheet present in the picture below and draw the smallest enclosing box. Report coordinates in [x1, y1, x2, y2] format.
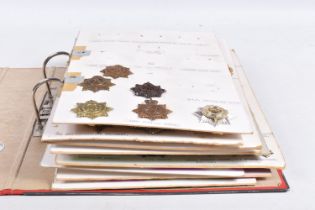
[40, 31, 285, 191]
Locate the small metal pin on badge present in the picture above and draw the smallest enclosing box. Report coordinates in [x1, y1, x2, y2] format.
[133, 100, 171, 120]
[78, 76, 115, 92]
[195, 105, 229, 126]
[131, 82, 166, 98]
[71, 100, 113, 119]
[101, 65, 133, 79]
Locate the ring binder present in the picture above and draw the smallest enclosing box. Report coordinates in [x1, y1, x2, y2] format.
[31, 51, 70, 136]
[32, 78, 63, 133]
[0, 27, 291, 197]
[42, 51, 70, 99]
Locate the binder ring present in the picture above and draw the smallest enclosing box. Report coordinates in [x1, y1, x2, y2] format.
[32, 77, 63, 128]
[43, 51, 70, 99]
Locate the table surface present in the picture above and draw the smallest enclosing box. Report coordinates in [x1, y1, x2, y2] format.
[1, 0, 314, 209]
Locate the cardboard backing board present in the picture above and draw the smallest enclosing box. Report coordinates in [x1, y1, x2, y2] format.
[0, 67, 63, 193]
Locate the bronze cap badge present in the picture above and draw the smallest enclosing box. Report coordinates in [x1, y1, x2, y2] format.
[131, 82, 166, 98]
[133, 100, 171, 120]
[79, 76, 115, 92]
[101, 65, 133, 79]
[71, 100, 113, 119]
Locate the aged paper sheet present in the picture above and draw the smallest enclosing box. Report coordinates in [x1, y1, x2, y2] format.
[53, 31, 252, 134]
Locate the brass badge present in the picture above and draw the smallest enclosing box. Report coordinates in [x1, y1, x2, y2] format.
[79, 76, 115, 92]
[133, 100, 171, 120]
[200, 105, 229, 126]
[101, 65, 133, 79]
[71, 100, 112, 119]
[131, 82, 166, 98]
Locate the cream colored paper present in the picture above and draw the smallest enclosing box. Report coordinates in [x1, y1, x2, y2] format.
[53, 31, 252, 134]
[52, 178, 256, 190]
[44, 105, 243, 146]
[55, 168, 270, 181]
[47, 46, 285, 169]
[55, 168, 245, 181]
[54, 152, 284, 169]
[43, 99, 260, 147]
[49, 144, 260, 155]
[55, 140, 245, 151]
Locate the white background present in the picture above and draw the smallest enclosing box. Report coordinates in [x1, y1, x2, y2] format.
[1, 0, 315, 209]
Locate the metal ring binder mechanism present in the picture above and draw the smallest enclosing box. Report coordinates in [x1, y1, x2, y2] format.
[42, 51, 70, 99]
[32, 51, 70, 136]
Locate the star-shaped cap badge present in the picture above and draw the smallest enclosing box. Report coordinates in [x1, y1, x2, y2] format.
[200, 105, 229, 125]
[131, 82, 166, 98]
[71, 100, 113, 119]
[78, 76, 115, 92]
[100, 65, 133, 79]
[133, 100, 171, 120]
